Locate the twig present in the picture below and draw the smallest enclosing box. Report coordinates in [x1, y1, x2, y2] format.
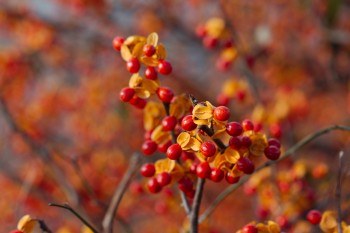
[102, 153, 141, 233]
[199, 124, 350, 223]
[49, 203, 99, 233]
[0, 97, 79, 205]
[337, 151, 344, 233]
[37, 219, 53, 233]
[162, 101, 191, 215]
[190, 178, 206, 233]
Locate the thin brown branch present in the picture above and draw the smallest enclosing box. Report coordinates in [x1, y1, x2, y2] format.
[49, 203, 99, 233]
[190, 178, 206, 233]
[0, 96, 79, 205]
[337, 151, 344, 233]
[102, 153, 141, 233]
[36, 219, 53, 233]
[199, 124, 350, 223]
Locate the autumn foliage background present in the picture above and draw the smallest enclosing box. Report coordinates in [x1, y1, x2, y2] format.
[1, 0, 350, 232]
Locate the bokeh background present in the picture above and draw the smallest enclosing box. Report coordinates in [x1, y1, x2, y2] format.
[0, 0, 350, 232]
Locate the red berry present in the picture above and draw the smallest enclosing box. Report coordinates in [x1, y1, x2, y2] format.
[240, 136, 252, 148]
[256, 207, 269, 220]
[147, 177, 161, 193]
[203, 36, 218, 49]
[226, 122, 243, 136]
[144, 130, 152, 140]
[200, 141, 217, 157]
[189, 163, 197, 174]
[242, 119, 254, 131]
[270, 123, 282, 138]
[162, 116, 177, 131]
[181, 151, 195, 161]
[140, 163, 155, 177]
[229, 137, 241, 150]
[130, 181, 144, 194]
[157, 87, 174, 103]
[144, 66, 158, 80]
[143, 44, 156, 57]
[264, 146, 281, 160]
[112, 36, 124, 51]
[216, 58, 232, 71]
[181, 115, 197, 131]
[126, 57, 140, 73]
[213, 106, 231, 121]
[276, 215, 289, 228]
[156, 172, 172, 187]
[185, 189, 195, 199]
[242, 224, 258, 233]
[142, 140, 158, 155]
[119, 87, 135, 102]
[225, 172, 240, 184]
[237, 157, 255, 174]
[196, 161, 211, 179]
[224, 39, 234, 48]
[268, 138, 281, 148]
[157, 60, 172, 75]
[216, 93, 230, 106]
[158, 140, 172, 153]
[210, 168, 224, 182]
[195, 24, 207, 38]
[178, 177, 193, 193]
[235, 90, 246, 102]
[166, 144, 182, 160]
[129, 96, 147, 109]
[307, 210, 322, 225]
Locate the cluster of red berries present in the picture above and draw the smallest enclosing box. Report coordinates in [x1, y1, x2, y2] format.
[195, 18, 238, 71]
[113, 33, 174, 109]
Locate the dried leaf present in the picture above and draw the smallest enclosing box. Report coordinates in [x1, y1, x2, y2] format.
[134, 87, 151, 99]
[129, 73, 143, 88]
[267, 221, 281, 233]
[169, 95, 192, 119]
[155, 158, 176, 173]
[132, 42, 145, 58]
[221, 47, 238, 61]
[320, 211, 337, 233]
[124, 35, 146, 46]
[141, 79, 159, 95]
[151, 125, 171, 145]
[120, 44, 132, 61]
[147, 32, 159, 47]
[192, 104, 213, 120]
[249, 133, 267, 156]
[17, 215, 36, 233]
[156, 43, 167, 60]
[141, 56, 159, 67]
[177, 132, 191, 149]
[205, 17, 225, 38]
[223, 147, 240, 164]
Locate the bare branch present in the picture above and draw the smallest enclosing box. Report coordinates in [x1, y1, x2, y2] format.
[199, 125, 350, 223]
[102, 153, 141, 233]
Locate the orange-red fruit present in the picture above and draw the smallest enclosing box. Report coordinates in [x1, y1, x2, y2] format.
[156, 87, 174, 103]
[126, 57, 140, 73]
[112, 36, 125, 51]
[216, 58, 232, 71]
[229, 136, 241, 150]
[226, 122, 243, 136]
[129, 96, 147, 109]
[225, 172, 240, 184]
[196, 161, 211, 179]
[200, 141, 217, 157]
[162, 116, 177, 131]
[268, 138, 281, 148]
[119, 87, 135, 102]
[240, 136, 252, 148]
[237, 157, 255, 174]
[143, 44, 156, 57]
[158, 60, 172, 75]
[210, 168, 224, 182]
[181, 115, 197, 131]
[9, 231, 24, 233]
[178, 177, 193, 193]
[140, 163, 155, 177]
[203, 36, 218, 49]
[147, 177, 162, 193]
[158, 140, 172, 153]
[242, 119, 254, 131]
[242, 224, 258, 233]
[156, 172, 172, 186]
[142, 140, 158, 155]
[166, 144, 182, 160]
[216, 93, 230, 106]
[307, 210, 322, 225]
[264, 146, 281, 160]
[213, 106, 231, 121]
[195, 24, 207, 38]
[145, 66, 158, 80]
